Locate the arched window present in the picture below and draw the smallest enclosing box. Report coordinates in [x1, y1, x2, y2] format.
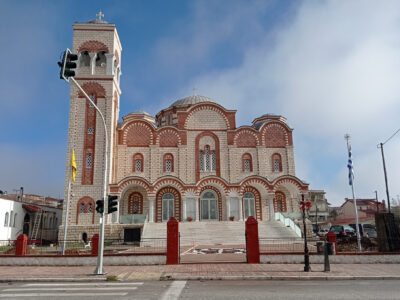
[128, 192, 143, 214]
[133, 153, 144, 172]
[76, 197, 95, 224]
[242, 153, 253, 172]
[9, 211, 14, 228]
[162, 193, 175, 221]
[79, 51, 90, 67]
[163, 153, 174, 173]
[200, 190, 218, 220]
[243, 192, 255, 218]
[4, 212, 9, 227]
[272, 153, 282, 172]
[274, 191, 287, 212]
[200, 145, 216, 172]
[95, 51, 107, 67]
[13, 213, 17, 227]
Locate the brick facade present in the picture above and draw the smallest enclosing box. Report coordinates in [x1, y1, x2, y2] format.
[60, 20, 313, 242]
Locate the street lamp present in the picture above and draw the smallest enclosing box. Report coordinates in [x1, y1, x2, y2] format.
[300, 194, 311, 272]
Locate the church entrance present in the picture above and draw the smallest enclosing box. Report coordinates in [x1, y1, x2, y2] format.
[200, 191, 218, 220]
[162, 193, 174, 222]
[124, 228, 141, 243]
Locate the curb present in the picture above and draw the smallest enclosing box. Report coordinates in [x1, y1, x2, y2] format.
[0, 277, 107, 283]
[163, 275, 400, 281]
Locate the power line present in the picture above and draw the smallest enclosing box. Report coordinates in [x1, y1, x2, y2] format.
[383, 128, 400, 145]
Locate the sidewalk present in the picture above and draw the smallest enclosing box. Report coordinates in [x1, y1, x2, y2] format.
[1, 264, 400, 282]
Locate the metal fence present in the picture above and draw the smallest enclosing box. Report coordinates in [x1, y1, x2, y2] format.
[0, 238, 166, 256]
[0, 240, 16, 256]
[259, 237, 320, 253]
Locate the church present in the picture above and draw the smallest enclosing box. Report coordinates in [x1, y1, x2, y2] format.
[59, 16, 316, 242]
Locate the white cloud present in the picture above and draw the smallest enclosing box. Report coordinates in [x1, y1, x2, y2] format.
[174, 0, 400, 204]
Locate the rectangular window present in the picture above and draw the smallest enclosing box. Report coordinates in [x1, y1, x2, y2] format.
[87, 127, 94, 134]
[274, 159, 280, 172]
[135, 160, 142, 172]
[244, 159, 251, 172]
[166, 159, 172, 172]
[211, 152, 216, 171]
[86, 153, 93, 168]
[199, 152, 204, 171]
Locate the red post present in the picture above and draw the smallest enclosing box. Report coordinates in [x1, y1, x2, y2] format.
[91, 234, 99, 256]
[246, 216, 260, 263]
[167, 217, 179, 264]
[326, 231, 337, 254]
[15, 234, 28, 256]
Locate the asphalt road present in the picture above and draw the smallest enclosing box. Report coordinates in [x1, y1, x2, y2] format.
[0, 280, 399, 299]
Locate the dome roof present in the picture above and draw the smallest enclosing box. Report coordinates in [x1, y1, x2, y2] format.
[129, 110, 151, 116]
[169, 95, 216, 107]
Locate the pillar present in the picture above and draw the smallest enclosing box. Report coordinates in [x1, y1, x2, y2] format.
[267, 193, 275, 221]
[105, 53, 115, 75]
[91, 234, 99, 256]
[182, 198, 187, 221]
[15, 234, 28, 256]
[196, 197, 200, 222]
[149, 197, 155, 223]
[239, 197, 243, 221]
[89, 53, 97, 75]
[227, 198, 231, 221]
[167, 217, 179, 264]
[245, 216, 260, 263]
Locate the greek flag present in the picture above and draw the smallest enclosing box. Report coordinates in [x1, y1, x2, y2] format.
[347, 146, 354, 185]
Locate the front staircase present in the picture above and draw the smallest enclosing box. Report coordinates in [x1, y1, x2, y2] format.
[141, 219, 300, 246]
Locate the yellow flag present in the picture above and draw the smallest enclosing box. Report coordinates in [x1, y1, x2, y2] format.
[71, 150, 77, 182]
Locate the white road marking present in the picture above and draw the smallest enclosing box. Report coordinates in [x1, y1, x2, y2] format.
[160, 280, 187, 300]
[4, 287, 138, 291]
[0, 293, 128, 297]
[23, 282, 143, 286]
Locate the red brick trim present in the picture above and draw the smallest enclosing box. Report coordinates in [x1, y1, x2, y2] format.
[243, 186, 262, 220]
[82, 96, 97, 185]
[199, 186, 223, 221]
[77, 40, 109, 53]
[274, 191, 287, 213]
[155, 187, 182, 222]
[77, 82, 106, 98]
[128, 192, 143, 214]
[76, 197, 95, 225]
[195, 132, 221, 181]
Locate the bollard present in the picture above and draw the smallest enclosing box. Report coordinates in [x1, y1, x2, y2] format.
[91, 234, 99, 256]
[167, 217, 179, 264]
[324, 240, 330, 272]
[326, 231, 337, 254]
[15, 234, 28, 256]
[245, 216, 260, 264]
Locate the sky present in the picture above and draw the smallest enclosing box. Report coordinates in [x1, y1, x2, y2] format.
[0, 0, 399, 206]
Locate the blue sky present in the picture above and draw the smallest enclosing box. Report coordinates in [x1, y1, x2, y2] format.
[0, 0, 399, 206]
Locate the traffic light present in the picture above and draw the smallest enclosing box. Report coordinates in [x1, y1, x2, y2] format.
[95, 199, 104, 214]
[58, 48, 78, 82]
[108, 195, 118, 214]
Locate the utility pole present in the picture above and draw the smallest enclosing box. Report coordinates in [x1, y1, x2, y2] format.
[375, 190, 379, 213]
[378, 143, 391, 214]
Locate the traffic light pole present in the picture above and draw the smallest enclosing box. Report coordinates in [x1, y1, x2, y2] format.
[70, 77, 109, 275]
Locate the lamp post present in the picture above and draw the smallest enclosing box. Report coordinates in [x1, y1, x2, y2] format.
[300, 194, 311, 272]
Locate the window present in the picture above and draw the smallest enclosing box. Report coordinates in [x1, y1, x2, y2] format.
[163, 153, 174, 172]
[13, 213, 17, 227]
[86, 153, 93, 168]
[95, 51, 106, 67]
[9, 211, 14, 229]
[79, 51, 90, 67]
[133, 153, 144, 172]
[272, 153, 282, 172]
[80, 203, 85, 213]
[88, 203, 93, 213]
[4, 212, 9, 227]
[200, 145, 216, 172]
[242, 153, 253, 172]
[88, 94, 95, 107]
[87, 127, 94, 134]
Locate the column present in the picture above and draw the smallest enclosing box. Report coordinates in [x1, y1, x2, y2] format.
[182, 198, 187, 221]
[196, 197, 200, 222]
[226, 198, 231, 221]
[89, 53, 97, 75]
[239, 197, 243, 221]
[148, 197, 155, 223]
[267, 193, 275, 221]
[105, 53, 115, 75]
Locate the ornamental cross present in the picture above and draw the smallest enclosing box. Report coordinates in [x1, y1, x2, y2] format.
[96, 11, 104, 20]
[193, 87, 197, 96]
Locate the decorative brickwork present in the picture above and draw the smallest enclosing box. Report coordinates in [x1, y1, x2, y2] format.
[264, 124, 287, 148]
[243, 186, 262, 220]
[76, 197, 95, 224]
[274, 191, 287, 212]
[125, 123, 153, 147]
[77, 40, 109, 53]
[195, 132, 221, 181]
[128, 192, 143, 214]
[77, 82, 106, 98]
[155, 187, 182, 222]
[184, 104, 230, 129]
[82, 96, 97, 185]
[158, 130, 181, 147]
[235, 130, 259, 147]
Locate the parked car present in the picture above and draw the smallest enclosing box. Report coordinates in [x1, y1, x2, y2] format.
[329, 225, 355, 238]
[363, 227, 377, 238]
[349, 223, 376, 237]
[318, 229, 329, 236]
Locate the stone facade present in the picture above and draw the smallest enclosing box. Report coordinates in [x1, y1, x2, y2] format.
[60, 19, 312, 241]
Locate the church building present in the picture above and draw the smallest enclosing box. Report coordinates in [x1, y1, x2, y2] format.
[59, 16, 313, 242]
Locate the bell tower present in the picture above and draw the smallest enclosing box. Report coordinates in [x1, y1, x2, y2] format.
[61, 13, 122, 239]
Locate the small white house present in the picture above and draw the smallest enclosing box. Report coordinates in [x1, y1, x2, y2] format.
[0, 197, 25, 243]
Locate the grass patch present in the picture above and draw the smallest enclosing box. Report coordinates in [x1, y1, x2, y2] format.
[106, 275, 118, 281]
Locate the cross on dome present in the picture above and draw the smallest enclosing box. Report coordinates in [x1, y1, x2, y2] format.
[96, 11, 104, 20]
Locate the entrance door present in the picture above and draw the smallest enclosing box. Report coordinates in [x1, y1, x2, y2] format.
[201, 191, 218, 220]
[124, 228, 141, 243]
[243, 192, 255, 219]
[162, 193, 174, 221]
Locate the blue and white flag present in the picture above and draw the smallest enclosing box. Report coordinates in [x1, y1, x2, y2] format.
[347, 146, 354, 185]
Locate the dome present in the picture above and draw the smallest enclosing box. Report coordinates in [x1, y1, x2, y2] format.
[129, 110, 151, 116]
[169, 95, 216, 107]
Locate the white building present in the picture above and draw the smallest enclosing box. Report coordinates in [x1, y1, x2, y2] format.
[0, 197, 24, 242]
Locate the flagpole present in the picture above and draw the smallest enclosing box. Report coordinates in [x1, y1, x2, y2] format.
[62, 176, 72, 255]
[345, 134, 362, 251]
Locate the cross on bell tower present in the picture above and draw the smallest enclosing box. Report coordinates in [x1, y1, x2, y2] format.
[96, 11, 104, 21]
